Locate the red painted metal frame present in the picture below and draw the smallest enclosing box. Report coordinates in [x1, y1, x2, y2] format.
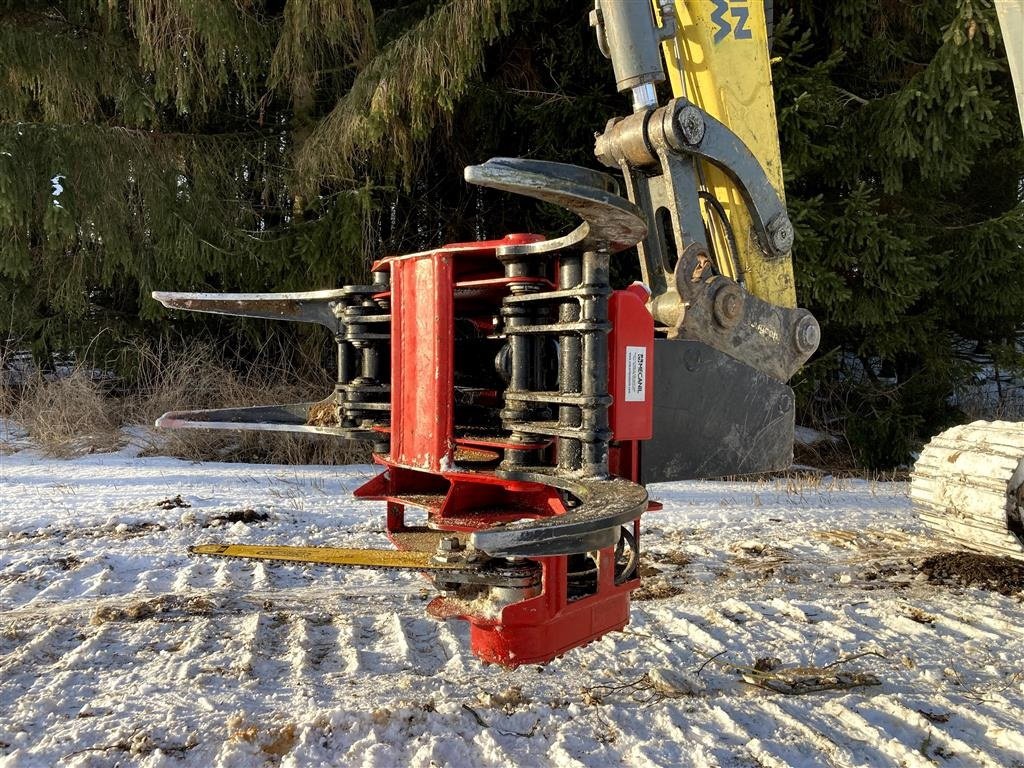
[389, 251, 455, 472]
[354, 234, 655, 666]
[608, 284, 655, 442]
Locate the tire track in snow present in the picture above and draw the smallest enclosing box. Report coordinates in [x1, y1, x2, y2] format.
[285, 612, 333, 680]
[755, 699, 858, 767]
[12, 624, 134, 727]
[705, 696, 853, 768]
[651, 707, 723, 768]
[3, 458, 1023, 767]
[700, 703, 779, 765]
[821, 698, 939, 768]
[342, 614, 378, 671]
[868, 697, 1002, 767]
[232, 610, 292, 681]
[0, 622, 84, 681]
[351, 611, 447, 674]
[390, 614, 449, 675]
[922, 691, 1024, 763]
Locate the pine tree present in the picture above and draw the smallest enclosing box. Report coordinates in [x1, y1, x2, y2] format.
[0, 1, 526, 362]
[774, 0, 1024, 466]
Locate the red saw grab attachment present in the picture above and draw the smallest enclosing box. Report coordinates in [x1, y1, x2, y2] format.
[152, 0, 827, 665]
[155, 155, 816, 665]
[156, 160, 655, 666]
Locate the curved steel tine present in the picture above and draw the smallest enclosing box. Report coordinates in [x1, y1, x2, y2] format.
[155, 400, 377, 441]
[151, 287, 375, 331]
[469, 471, 648, 557]
[464, 157, 647, 254]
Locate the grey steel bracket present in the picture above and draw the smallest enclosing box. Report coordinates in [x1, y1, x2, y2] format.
[594, 99, 819, 381]
[673, 255, 819, 382]
[595, 98, 792, 260]
[470, 470, 648, 557]
[662, 99, 794, 258]
[464, 157, 647, 256]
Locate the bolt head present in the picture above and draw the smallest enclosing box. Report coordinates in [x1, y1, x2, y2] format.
[794, 315, 821, 354]
[769, 216, 795, 254]
[676, 105, 706, 146]
[433, 536, 466, 564]
[721, 292, 741, 320]
[713, 285, 743, 327]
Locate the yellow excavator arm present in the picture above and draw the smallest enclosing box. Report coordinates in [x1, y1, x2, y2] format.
[654, 0, 1024, 305]
[663, 1, 795, 307]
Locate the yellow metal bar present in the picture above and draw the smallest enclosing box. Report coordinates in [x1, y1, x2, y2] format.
[190, 543, 464, 570]
[660, 0, 797, 307]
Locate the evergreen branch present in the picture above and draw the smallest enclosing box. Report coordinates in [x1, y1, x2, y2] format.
[117, 0, 278, 115]
[268, 0, 376, 97]
[0, 16, 148, 125]
[505, 88, 575, 105]
[296, 0, 519, 184]
[834, 87, 869, 106]
[933, 203, 1024, 231]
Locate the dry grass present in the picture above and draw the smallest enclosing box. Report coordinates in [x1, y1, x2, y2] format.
[957, 385, 1024, 422]
[12, 369, 122, 457]
[4, 342, 372, 465]
[792, 434, 859, 475]
[0, 349, 24, 452]
[0, 364, 15, 419]
[126, 341, 371, 465]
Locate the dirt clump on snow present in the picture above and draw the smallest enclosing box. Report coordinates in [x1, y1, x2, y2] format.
[635, 550, 691, 599]
[478, 685, 529, 711]
[205, 508, 268, 525]
[90, 594, 215, 624]
[650, 550, 691, 567]
[226, 715, 298, 757]
[920, 551, 1024, 596]
[156, 494, 191, 509]
[92, 599, 159, 624]
[633, 577, 685, 601]
[260, 723, 298, 757]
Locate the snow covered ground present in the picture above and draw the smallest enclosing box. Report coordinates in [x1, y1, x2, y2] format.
[2, 444, 1024, 767]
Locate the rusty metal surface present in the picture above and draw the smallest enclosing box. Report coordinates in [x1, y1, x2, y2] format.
[469, 472, 647, 557]
[464, 158, 647, 255]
